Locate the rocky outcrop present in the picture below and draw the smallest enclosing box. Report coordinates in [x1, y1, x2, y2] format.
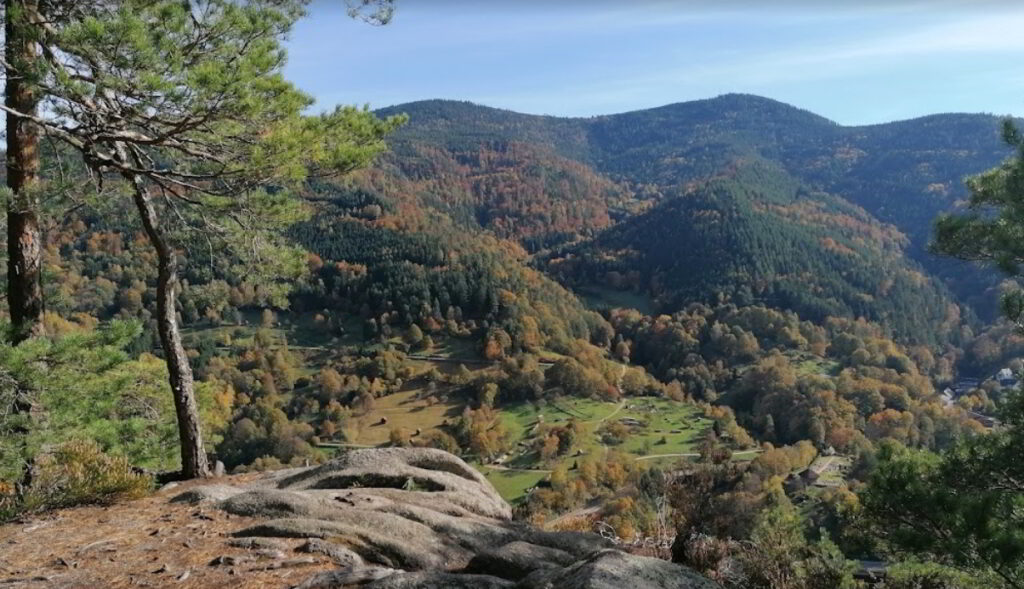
[464, 540, 575, 580]
[174, 447, 718, 588]
[519, 550, 719, 589]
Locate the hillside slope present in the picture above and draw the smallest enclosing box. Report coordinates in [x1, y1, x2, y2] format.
[543, 161, 960, 344]
[376, 95, 1015, 329]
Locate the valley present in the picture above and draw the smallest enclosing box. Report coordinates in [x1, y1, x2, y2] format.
[4, 3, 1024, 586]
[4, 90, 1022, 587]
[129, 92, 1019, 521]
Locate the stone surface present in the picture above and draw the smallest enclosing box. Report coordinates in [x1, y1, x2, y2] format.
[275, 447, 511, 520]
[518, 549, 721, 589]
[169, 484, 242, 504]
[293, 566, 399, 588]
[226, 537, 288, 551]
[363, 570, 516, 588]
[296, 538, 365, 568]
[176, 448, 718, 588]
[463, 540, 574, 580]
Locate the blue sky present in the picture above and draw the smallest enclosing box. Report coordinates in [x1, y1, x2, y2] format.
[284, 1, 1024, 125]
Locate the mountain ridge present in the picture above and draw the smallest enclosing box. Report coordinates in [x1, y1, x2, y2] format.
[373, 93, 1017, 324]
[378, 93, 1016, 130]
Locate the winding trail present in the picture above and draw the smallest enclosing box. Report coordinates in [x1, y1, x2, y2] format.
[634, 449, 762, 461]
[594, 400, 626, 423]
[482, 464, 552, 474]
[546, 503, 603, 528]
[581, 364, 628, 424]
[810, 455, 836, 474]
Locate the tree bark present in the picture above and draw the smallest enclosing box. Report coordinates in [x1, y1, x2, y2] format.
[119, 150, 210, 479]
[5, 0, 45, 343]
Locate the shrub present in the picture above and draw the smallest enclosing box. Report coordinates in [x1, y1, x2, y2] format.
[418, 430, 460, 454]
[885, 561, 993, 589]
[15, 440, 152, 516]
[389, 427, 410, 447]
[599, 421, 629, 445]
[0, 322, 232, 482]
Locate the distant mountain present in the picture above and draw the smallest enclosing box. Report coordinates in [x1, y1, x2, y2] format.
[381, 94, 1013, 249]
[373, 95, 1017, 336]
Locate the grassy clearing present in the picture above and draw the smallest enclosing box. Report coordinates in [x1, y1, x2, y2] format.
[183, 313, 715, 504]
[334, 390, 718, 502]
[612, 398, 710, 455]
[343, 387, 465, 447]
[503, 396, 711, 458]
[182, 309, 349, 349]
[428, 337, 480, 360]
[490, 396, 712, 500]
[809, 454, 852, 487]
[181, 323, 287, 348]
[499, 397, 616, 437]
[477, 466, 549, 502]
[787, 351, 840, 377]
[576, 286, 656, 315]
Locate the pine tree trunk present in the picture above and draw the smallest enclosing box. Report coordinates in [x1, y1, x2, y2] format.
[5, 0, 45, 344]
[120, 155, 210, 479]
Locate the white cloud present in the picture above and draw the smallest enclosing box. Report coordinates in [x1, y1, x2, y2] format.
[292, 1, 1024, 121]
[531, 7, 1024, 113]
[790, 10, 1024, 63]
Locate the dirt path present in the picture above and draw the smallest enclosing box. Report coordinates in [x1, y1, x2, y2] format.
[481, 464, 552, 474]
[634, 449, 762, 461]
[586, 365, 628, 424]
[594, 400, 626, 423]
[809, 455, 836, 474]
[546, 503, 602, 528]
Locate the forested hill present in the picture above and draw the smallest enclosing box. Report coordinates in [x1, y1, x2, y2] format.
[379, 94, 1014, 240]
[543, 161, 960, 346]
[375, 94, 1018, 325]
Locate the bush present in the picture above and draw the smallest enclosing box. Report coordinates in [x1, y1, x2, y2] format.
[418, 430, 460, 454]
[599, 421, 629, 445]
[389, 427, 410, 447]
[885, 561, 993, 589]
[0, 322, 232, 482]
[13, 440, 152, 517]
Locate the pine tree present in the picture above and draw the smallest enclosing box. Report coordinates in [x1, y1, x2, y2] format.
[3, 0, 44, 342]
[935, 121, 1024, 329]
[0, 1, 402, 478]
[862, 124, 1024, 586]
